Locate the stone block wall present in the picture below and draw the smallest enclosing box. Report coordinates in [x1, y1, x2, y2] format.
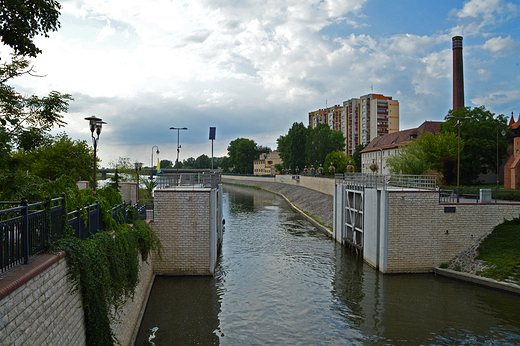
[152, 189, 211, 275]
[385, 191, 520, 273]
[0, 255, 86, 346]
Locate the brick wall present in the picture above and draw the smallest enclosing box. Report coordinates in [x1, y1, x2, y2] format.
[0, 255, 86, 346]
[152, 189, 211, 275]
[385, 191, 520, 273]
[0, 247, 154, 346]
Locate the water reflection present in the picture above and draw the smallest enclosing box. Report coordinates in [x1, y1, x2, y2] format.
[135, 185, 520, 345]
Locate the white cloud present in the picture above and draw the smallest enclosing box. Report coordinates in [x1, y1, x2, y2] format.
[481, 35, 515, 52]
[471, 90, 520, 106]
[457, 0, 501, 19]
[96, 20, 115, 42]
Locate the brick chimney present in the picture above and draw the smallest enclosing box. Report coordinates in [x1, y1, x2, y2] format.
[452, 36, 464, 112]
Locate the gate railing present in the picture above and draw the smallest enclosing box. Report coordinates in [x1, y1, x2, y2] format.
[335, 173, 437, 190]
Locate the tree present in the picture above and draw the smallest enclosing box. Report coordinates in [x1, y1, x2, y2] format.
[218, 156, 231, 172]
[277, 122, 308, 173]
[256, 145, 272, 156]
[160, 159, 173, 169]
[440, 106, 510, 184]
[1, 57, 72, 145]
[182, 157, 196, 169]
[324, 151, 354, 175]
[109, 168, 122, 192]
[386, 132, 459, 180]
[12, 132, 93, 182]
[227, 138, 258, 174]
[194, 154, 211, 169]
[306, 123, 345, 168]
[352, 144, 367, 172]
[0, 0, 62, 57]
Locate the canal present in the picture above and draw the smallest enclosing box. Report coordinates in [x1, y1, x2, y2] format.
[135, 185, 520, 345]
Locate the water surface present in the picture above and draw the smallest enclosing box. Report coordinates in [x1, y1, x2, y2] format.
[135, 185, 520, 345]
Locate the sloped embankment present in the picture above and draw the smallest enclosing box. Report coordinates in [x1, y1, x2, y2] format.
[222, 179, 333, 230]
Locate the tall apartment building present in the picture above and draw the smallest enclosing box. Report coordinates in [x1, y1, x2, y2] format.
[309, 93, 399, 156]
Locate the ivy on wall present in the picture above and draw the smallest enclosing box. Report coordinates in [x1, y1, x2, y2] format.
[52, 208, 162, 346]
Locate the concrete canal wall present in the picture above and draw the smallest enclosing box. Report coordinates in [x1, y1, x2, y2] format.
[0, 252, 153, 346]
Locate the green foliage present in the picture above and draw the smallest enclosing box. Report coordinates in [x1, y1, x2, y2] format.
[12, 132, 93, 182]
[52, 218, 162, 346]
[0, 173, 77, 202]
[109, 168, 122, 192]
[227, 138, 258, 174]
[218, 156, 231, 173]
[386, 132, 458, 181]
[0, 0, 62, 57]
[352, 144, 367, 172]
[476, 216, 520, 285]
[441, 106, 510, 184]
[306, 123, 345, 168]
[324, 151, 354, 174]
[160, 159, 173, 169]
[277, 122, 308, 172]
[194, 154, 211, 169]
[0, 56, 72, 139]
[143, 178, 157, 199]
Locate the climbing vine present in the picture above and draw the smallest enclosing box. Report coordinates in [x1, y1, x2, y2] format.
[52, 209, 162, 346]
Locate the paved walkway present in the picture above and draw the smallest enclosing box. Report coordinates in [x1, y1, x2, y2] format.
[223, 178, 334, 229]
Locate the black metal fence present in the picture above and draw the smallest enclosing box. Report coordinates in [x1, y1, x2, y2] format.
[1, 195, 145, 274]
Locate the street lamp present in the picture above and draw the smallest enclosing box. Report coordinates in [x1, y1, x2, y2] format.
[170, 127, 188, 173]
[151, 145, 160, 179]
[134, 162, 143, 204]
[496, 126, 506, 190]
[447, 115, 471, 202]
[84, 116, 106, 195]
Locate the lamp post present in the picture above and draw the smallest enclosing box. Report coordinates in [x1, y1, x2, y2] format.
[134, 162, 143, 203]
[84, 116, 106, 195]
[151, 145, 160, 179]
[170, 127, 188, 173]
[496, 126, 506, 190]
[447, 115, 471, 202]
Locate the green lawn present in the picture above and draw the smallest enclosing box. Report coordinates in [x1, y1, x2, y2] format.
[476, 217, 520, 285]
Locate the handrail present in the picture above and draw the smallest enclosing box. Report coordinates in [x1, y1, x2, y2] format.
[335, 173, 437, 190]
[1, 196, 145, 274]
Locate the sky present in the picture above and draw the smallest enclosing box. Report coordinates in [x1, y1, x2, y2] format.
[2, 0, 520, 168]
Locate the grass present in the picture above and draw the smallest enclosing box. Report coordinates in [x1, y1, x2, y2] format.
[476, 217, 520, 285]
